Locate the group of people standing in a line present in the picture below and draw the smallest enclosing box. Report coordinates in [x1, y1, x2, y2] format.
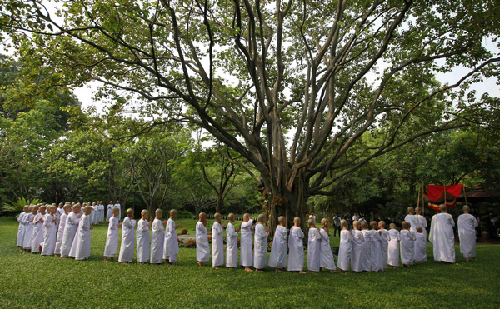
[16, 202, 478, 272]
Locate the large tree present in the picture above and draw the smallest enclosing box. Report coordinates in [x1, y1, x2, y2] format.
[2, 0, 498, 230]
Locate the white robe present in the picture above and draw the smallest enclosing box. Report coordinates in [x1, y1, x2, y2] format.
[136, 219, 150, 263]
[22, 213, 35, 249]
[115, 204, 121, 221]
[103, 216, 119, 257]
[405, 214, 419, 233]
[307, 227, 321, 272]
[17, 212, 26, 247]
[54, 213, 68, 255]
[163, 218, 179, 262]
[387, 229, 400, 267]
[361, 230, 372, 271]
[253, 223, 267, 270]
[370, 230, 383, 272]
[41, 214, 57, 255]
[212, 222, 224, 267]
[31, 213, 44, 253]
[351, 229, 364, 272]
[415, 215, 427, 238]
[379, 229, 388, 268]
[69, 218, 82, 258]
[75, 214, 92, 260]
[240, 220, 253, 267]
[337, 230, 352, 271]
[429, 213, 456, 263]
[457, 213, 478, 258]
[414, 232, 427, 262]
[400, 230, 416, 265]
[118, 217, 136, 263]
[60, 212, 79, 257]
[319, 228, 336, 270]
[196, 222, 210, 262]
[226, 222, 238, 268]
[106, 204, 113, 222]
[268, 226, 287, 268]
[287, 227, 304, 271]
[150, 218, 164, 264]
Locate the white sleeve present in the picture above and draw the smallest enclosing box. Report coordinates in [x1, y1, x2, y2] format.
[123, 217, 133, 228]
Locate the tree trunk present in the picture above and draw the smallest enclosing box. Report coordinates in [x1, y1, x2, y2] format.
[216, 192, 223, 214]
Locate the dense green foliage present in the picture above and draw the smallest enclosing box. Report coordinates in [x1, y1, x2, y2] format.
[1, 218, 500, 308]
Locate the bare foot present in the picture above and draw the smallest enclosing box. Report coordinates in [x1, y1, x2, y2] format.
[331, 270, 339, 273]
[282, 267, 287, 271]
[275, 269, 282, 273]
[256, 269, 263, 272]
[197, 262, 203, 267]
[298, 271, 307, 274]
[212, 266, 220, 270]
[466, 258, 469, 263]
[61, 257, 66, 259]
[245, 267, 253, 272]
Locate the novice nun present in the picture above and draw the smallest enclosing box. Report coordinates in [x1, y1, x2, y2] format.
[22, 206, 37, 252]
[60, 204, 81, 258]
[75, 206, 93, 261]
[370, 221, 383, 272]
[387, 223, 400, 268]
[378, 221, 389, 271]
[118, 208, 136, 263]
[400, 221, 416, 267]
[226, 213, 240, 268]
[137, 209, 151, 264]
[240, 213, 254, 272]
[164, 209, 181, 265]
[31, 205, 46, 253]
[103, 207, 122, 262]
[151, 209, 168, 265]
[351, 221, 365, 272]
[360, 221, 372, 272]
[287, 217, 306, 273]
[337, 219, 352, 273]
[212, 213, 225, 269]
[319, 218, 337, 272]
[254, 214, 269, 272]
[16, 206, 28, 251]
[457, 205, 478, 262]
[307, 218, 321, 273]
[196, 212, 210, 267]
[268, 216, 287, 272]
[54, 204, 71, 256]
[41, 206, 58, 256]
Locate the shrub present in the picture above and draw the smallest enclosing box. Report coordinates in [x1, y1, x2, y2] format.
[177, 211, 193, 219]
[181, 228, 188, 235]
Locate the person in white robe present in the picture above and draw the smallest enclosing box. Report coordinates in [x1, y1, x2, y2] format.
[151, 209, 168, 265]
[378, 221, 388, 271]
[404, 207, 419, 233]
[164, 209, 181, 265]
[240, 213, 254, 272]
[106, 201, 113, 222]
[268, 216, 287, 272]
[61, 204, 82, 258]
[69, 203, 86, 258]
[351, 221, 365, 272]
[429, 205, 456, 263]
[319, 218, 337, 272]
[400, 221, 416, 267]
[226, 213, 240, 268]
[415, 207, 427, 238]
[287, 217, 306, 273]
[55, 204, 71, 256]
[16, 206, 28, 250]
[31, 205, 46, 253]
[22, 206, 37, 252]
[457, 205, 478, 262]
[137, 209, 151, 264]
[103, 207, 121, 261]
[115, 201, 121, 222]
[212, 213, 225, 269]
[337, 219, 352, 273]
[360, 221, 372, 272]
[41, 206, 58, 256]
[254, 214, 269, 272]
[75, 206, 93, 260]
[307, 218, 321, 273]
[118, 208, 136, 263]
[387, 223, 400, 268]
[370, 221, 383, 272]
[196, 212, 210, 267]
[414, 226, 427, 262]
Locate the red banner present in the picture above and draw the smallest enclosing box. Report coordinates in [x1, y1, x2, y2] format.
[426, 184, 462, 201]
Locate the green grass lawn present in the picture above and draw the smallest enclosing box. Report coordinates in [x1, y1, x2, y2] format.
[1, 217, 499, 308]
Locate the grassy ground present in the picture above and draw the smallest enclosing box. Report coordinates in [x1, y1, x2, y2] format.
[1, 217, 499, 308]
